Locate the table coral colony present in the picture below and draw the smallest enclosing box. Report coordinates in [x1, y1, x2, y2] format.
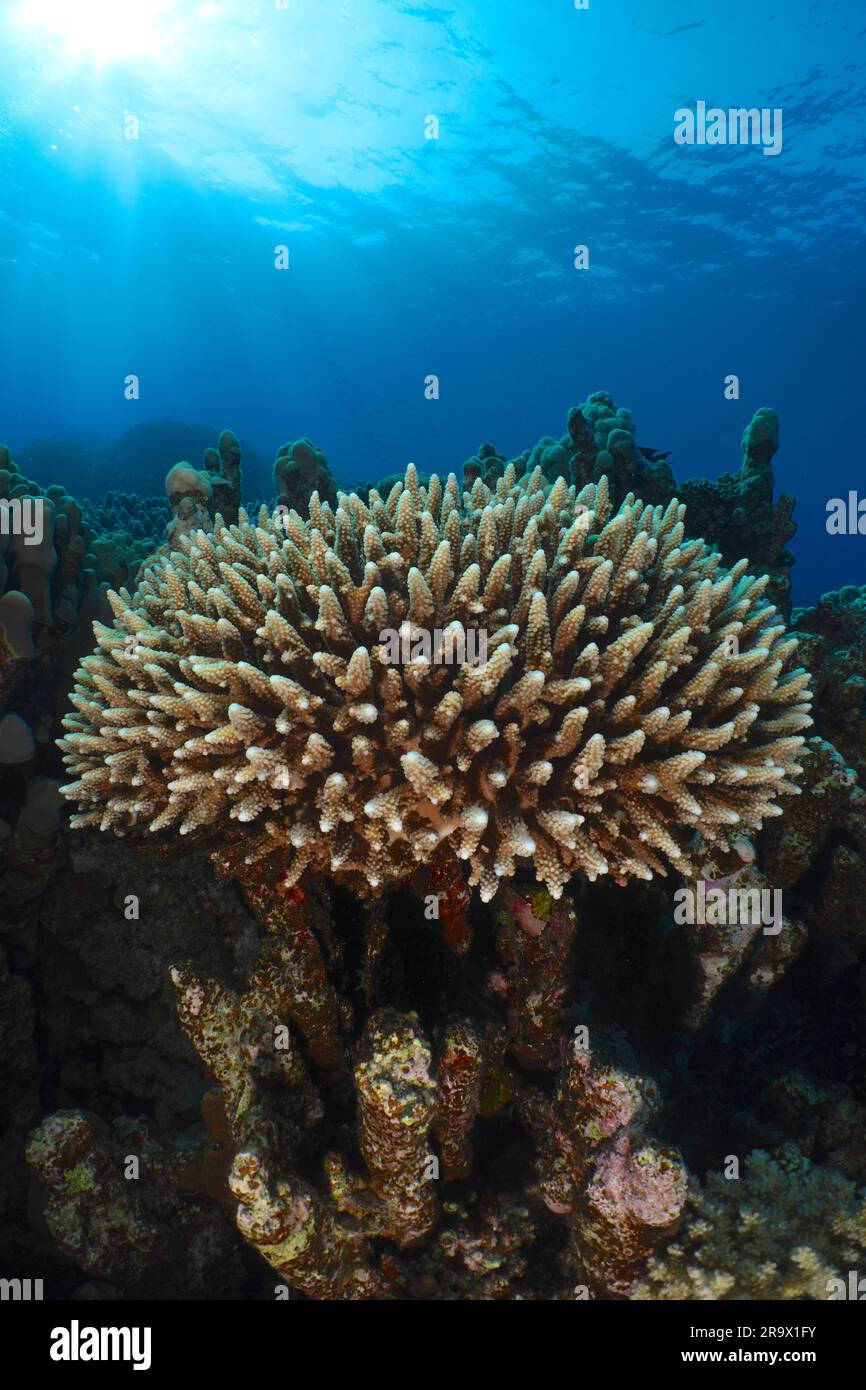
[49, 393, 815, 1298]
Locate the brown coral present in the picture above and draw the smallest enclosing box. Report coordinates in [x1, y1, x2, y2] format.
[58, 465, 811, 901]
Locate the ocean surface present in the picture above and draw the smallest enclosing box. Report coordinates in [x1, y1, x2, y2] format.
[1, 0, 864, 603]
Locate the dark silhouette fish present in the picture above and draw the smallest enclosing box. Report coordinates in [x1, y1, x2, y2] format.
[638, 446, 672, 462]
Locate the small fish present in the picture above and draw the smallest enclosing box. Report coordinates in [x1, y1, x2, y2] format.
[639, 447, 672, 462]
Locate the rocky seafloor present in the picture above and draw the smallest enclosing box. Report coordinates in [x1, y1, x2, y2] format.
[1, 393, 865, 1301]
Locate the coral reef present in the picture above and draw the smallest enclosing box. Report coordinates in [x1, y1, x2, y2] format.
[494, 885, 578, 1067]
[0, 944, 38, 1253]
[634, 1146, 866, 1300]
[83, 490, 169, 549]
[2, 395, 863, 1305]
[459, 395, 797, 618]
[81, 492, 169, 590]
[761, 735, 866, 939]
[165, 461, 214, 546]
[13, 420, 271, 502]
[521, 1020, 687, 1296]
[28, 874, 683, 1299]
[58, 464, 810, 902]
[26, 1108, 248, 1298]
[0, 442, 121, 908]
[166, 429, 245, 545]
[677, 409, 797, 621]
[0, 444, 105, 643]
[791, 584, 866, 788]
[204, 429, 243, 526]
[327, 1009, 439, 1246]
[273, 437, 337, 517]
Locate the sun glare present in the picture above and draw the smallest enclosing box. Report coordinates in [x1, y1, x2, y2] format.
[16, 0, 177, 66]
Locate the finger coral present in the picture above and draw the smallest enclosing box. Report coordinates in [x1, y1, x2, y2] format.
[58, 464, 812, 901]
[520, 1024, 687, 1297]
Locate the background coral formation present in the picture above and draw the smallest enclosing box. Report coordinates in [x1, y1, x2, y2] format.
[460, 393, 797, 619]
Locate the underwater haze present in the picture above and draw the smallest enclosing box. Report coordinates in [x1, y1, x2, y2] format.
[1, 0, 865, 602]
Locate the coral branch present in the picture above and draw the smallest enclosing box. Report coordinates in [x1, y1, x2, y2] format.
[523, 1032, 686, 1296]
[434, 1020, 484, 1181]
[329, 1010, 439, 1247]
[223, 861, 350, 1087]
[230, 1150, 380, 1299]
[494, 883, 577, 1068]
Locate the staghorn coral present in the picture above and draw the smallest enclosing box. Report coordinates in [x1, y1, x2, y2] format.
[633, 1145, 866, 1301]
[58, 463, 811, 904]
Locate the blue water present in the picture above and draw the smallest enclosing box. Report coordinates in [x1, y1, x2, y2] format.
[1, 0, 864, 604]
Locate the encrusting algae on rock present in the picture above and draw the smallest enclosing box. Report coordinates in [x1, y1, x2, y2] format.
[57, 461, 812, 903]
